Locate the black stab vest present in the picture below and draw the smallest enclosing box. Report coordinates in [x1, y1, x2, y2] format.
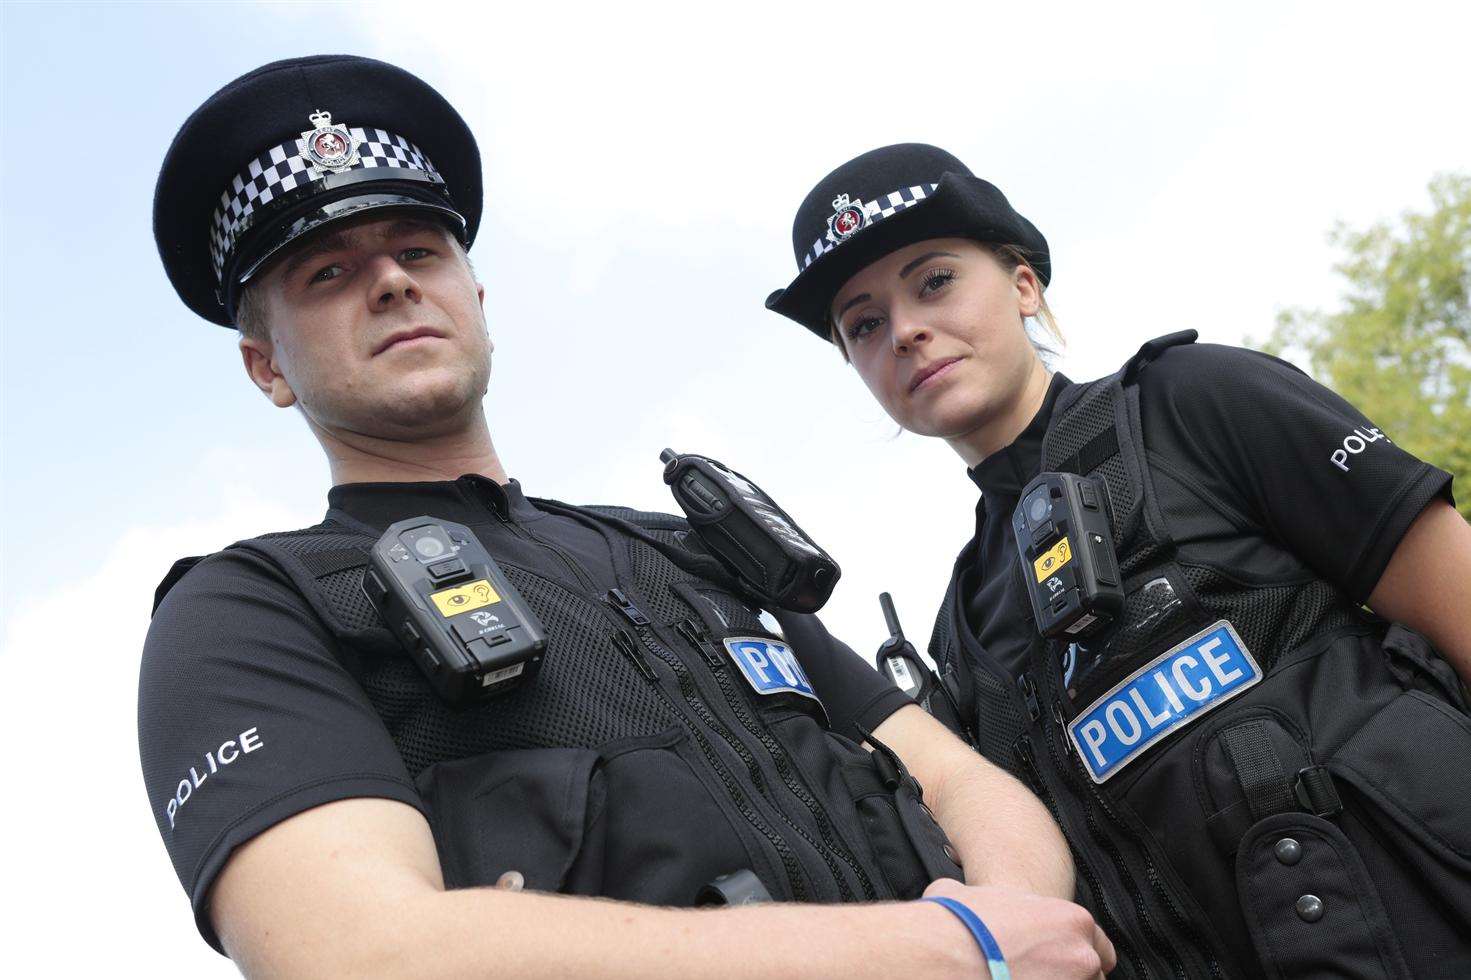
[157, 501, 962, 908]
[930, 332, 1471, 979]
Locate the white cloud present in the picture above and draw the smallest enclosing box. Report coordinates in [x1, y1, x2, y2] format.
[0, 498, 302, 976]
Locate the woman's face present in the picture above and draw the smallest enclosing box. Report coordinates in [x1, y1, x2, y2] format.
[831, 237, 1043, 445]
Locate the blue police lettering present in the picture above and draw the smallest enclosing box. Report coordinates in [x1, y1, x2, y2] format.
[1069, 623, 1262, 782]
[723, 637, 819, 701]
[1330, 426, 1389, 472]
[164, 726, 264, 830]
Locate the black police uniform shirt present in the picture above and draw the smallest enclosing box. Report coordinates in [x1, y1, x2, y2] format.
[138, 476, 910, 950]
[958, 343, 1453, 682]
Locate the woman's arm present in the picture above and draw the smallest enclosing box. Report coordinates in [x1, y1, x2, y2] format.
[1366, 499, 1471, 687]
[871, 703, 1076, 899]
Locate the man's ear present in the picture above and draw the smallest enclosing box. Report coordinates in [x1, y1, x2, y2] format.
[239, 333, 298, 408]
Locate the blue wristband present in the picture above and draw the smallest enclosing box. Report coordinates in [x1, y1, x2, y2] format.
[923, 896, 1011, 980]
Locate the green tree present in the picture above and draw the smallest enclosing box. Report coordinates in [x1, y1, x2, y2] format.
[1263, 173, 1471, 519]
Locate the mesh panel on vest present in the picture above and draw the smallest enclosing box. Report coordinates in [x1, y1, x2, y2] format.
[971, 667, 1026, 775]
[625, 534, 700, 625]
[1084, 574, 1194, 671]
[258, 522, 369, 554]
[928, 589, 1025, 775]
[356, 563, 675, 778]
[1044, 383, 1137, 549]
[584, 505, 687, 530]
[1093, 455, 1138, 550]
[1179, 564, 1365, 672]
[318, 566, 380, 629]
[626, 533, 767, 633]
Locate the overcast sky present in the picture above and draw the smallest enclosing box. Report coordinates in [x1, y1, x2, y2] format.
[3, 1, 1469, 973]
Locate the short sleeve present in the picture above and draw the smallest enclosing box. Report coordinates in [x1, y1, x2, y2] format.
[777, 612, 912, 741]
[138, 548, 424, 953]
[1138, 343, 1454, 601]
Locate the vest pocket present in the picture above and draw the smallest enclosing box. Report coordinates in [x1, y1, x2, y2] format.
[1331, 690, 1471, 861]
[1235, 812, 1412, 980]
[416, 745, 604, 893]
[837, 748, 964, 898]
[1326, 691, 1471, 976]
[415, 728, 770, 904]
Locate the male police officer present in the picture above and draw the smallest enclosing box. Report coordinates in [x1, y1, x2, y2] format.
[140, 56, 1116, 978]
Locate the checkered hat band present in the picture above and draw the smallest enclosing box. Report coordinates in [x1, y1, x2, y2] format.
[209, 127, 443, 282]
[803, 182, 940, 269]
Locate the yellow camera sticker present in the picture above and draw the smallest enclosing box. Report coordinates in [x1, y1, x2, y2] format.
[430, 579, 501, 617]
[1033, 537, 1073, 582]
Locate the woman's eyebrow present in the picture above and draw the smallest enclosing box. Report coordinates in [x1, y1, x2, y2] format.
[898, 250, 960, 279]
[835, 292, 872, 320]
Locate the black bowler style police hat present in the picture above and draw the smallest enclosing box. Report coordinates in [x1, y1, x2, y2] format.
[154, 55, 482, 327]
[765, 143, 1050, 341]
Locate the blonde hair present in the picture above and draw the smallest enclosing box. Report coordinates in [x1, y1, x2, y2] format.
[827, 242, 1061, 362]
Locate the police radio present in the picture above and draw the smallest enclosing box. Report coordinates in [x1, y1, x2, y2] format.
[1012, 473, 1124, 639]
[875, 592, 965, 733]
[660, 449, 839, 614]
[363, 517, 547, 707]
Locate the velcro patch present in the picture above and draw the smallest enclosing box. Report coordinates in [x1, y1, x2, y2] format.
[1068, 620, 1262, 783]
[723, 637, 819, 702]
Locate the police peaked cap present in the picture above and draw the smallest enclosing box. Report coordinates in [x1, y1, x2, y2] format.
[154, 54, 482, 327]
[765, 143, 1050, 340]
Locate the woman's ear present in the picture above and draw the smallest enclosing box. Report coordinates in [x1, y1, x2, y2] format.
[1013, 263, 1043, 318]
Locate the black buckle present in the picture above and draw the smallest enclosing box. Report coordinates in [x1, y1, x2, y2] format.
[1294, 765, 1343, 818]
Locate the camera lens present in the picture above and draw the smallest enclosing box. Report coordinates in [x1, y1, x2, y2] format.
[401, 525, 453, 561]
[1026, 491, 1051, 525]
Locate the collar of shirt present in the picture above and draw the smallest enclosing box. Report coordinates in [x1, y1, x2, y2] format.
[966, 372, 1070, 507]
[326, 474, 546, 531]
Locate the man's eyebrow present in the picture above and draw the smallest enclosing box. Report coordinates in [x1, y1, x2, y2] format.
[835, 292, 872, 321]
[378, 217, 447, 241]
[279, 229, 357, 282]
[898, 250, 960, 280]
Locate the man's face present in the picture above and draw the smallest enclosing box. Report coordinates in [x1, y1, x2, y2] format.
[240, 215, 491, 440]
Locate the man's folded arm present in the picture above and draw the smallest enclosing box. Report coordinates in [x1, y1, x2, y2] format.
[211, 794, 1112, 980]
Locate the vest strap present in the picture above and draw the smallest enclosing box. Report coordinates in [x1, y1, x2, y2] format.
[1220, 720, 1297, 821]
[1057, 425, 1119, 477]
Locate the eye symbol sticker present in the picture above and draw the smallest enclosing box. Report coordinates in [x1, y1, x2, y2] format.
[430, 579, 502, 617]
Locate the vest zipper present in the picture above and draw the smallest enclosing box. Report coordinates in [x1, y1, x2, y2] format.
[634, 619, 845, 900]
[1013, 733, 1146, 979]
[610, 627, 810, 901]
[1031, 655, 1223, 979]
[675, 617, 878, 901]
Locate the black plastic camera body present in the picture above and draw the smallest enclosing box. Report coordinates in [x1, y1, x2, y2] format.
[363, 517, 546, 707]
[1011, 472, 1124, 639]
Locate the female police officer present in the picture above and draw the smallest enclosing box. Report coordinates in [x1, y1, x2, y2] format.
[765, 143, 1471, 979]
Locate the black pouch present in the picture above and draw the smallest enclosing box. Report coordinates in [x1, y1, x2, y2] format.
[838, 734, 963, 899]
[416, 728, 772, 904]
[416, 745, 605, 893]
[1325, 690, 1471, 977]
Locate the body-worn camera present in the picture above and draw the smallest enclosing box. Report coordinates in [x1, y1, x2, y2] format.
[660, 449, 839, 613]
[363, 517, 546, 707]
[1011, 473, 1124, 639]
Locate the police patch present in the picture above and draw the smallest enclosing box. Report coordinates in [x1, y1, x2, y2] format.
[1067, 620, 1261, 783]
[723, 637, 820, 701]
